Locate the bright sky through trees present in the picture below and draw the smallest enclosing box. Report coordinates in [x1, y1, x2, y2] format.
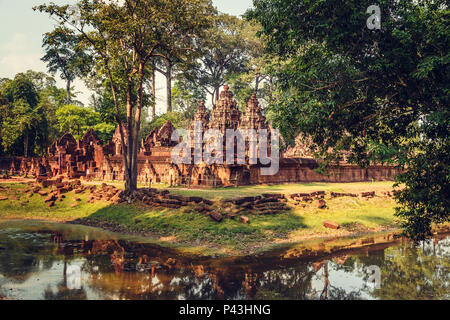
[0, 0, 253, 112]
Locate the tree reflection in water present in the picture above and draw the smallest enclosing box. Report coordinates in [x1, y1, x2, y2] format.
[0, 224, 448, 300]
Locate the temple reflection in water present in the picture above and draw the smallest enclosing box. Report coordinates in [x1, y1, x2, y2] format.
[0, 222, 448, 300]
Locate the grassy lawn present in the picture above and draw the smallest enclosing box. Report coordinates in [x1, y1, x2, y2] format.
[0, 181, 401, 255]
[166, 181, 396, 198]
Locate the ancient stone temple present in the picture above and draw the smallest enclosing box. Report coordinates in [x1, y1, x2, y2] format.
[0, 86, 402, 187]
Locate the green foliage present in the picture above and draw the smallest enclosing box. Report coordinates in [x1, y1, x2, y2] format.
[226, 73, 254, 110]
[395, 134, 449, 240]
[55, 104, 98, 140]
[182, 13, 253, 105]
[92, 122, 116, 144]
[42, 26, 93, 102]
[248, 0, 450, 239]
[55, 104, 115, 143]
[0, 69, 118, 154]
[171, 78, 206, 117]
[2, 73, 39, 108]
[373, 243, 450, 299]
[149, 112, 190, 130]
[0, 73, 48, 157]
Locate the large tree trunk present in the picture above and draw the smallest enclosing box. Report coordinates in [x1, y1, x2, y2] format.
[151, 64, 156, 119]
[212, 86, 220, 108]
[24, 131, 29, 158]
[320, 262, 329, 300]
[165, 60, 172, 113]
[130, 64, 145, 192]
[66, 79, 71, 103]
[106, 68, 131, 192]
[255, 76, 260, 94]
[269, 76, 274, 99]
[125, 82, 136, 192]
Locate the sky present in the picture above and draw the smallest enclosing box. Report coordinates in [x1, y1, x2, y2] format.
[0, 0, 254, 115]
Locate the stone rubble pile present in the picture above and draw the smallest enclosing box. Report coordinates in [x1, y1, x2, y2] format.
[224, 194, 289, 216]
[86, 183, 123, 204]
[330, 192, 358, 198]
[0, 176, 396, 229]
[287, 191, 327, 208]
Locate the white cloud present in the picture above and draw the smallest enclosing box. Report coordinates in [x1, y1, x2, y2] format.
[0, 34, 174, 116]
[0, 33, 46, 77]
[0, 33, 94, 106]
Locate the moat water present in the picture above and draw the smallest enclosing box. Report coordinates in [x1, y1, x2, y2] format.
[0, 220, 448, 300]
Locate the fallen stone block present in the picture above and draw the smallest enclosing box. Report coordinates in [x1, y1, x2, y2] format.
[44, 195, 56, 203]
[231, 208, 243, 215]
[159, 190, 170, 196]
[323, 220, 340, 229]
[239, 216, 250, 224]
[232, 196, 260, 205]
[239, 201, 253, 208]
[160, 199, 182, 206]
[59, 187, 71, 194]
[36, 176, 48, 183]
[187, 196, 204, 203]
[262, 193, 284, 199]
[160, 203, 181, 209]
[210, 210, 223, 222]
[255, 198, 278, 205]
[42, 180, 55, 188]
[316, 199, 327, 209]
[202, 199, 214, 206]
[361, 191, 376, 198]
[226, 213, 236, 219]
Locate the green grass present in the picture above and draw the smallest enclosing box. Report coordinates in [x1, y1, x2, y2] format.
[166, 181, 397, 199]
[0, 181, 401, 255]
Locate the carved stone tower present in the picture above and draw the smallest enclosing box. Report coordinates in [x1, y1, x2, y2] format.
[209, 85, 241, 134]
[240, 93, 268, 130]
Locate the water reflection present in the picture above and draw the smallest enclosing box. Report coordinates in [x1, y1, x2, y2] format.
[0, 221, 448, 300]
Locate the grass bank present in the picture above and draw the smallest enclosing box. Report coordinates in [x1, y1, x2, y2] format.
[0, 181, 403, 255]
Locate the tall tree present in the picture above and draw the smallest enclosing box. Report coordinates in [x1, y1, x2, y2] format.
[56, 104, 100, 140]
[226, 21, 274, 109]
[151, 0, 213, 113]
[183, 13, 252, 107]
[171, 78, 206, 117]
[42, 26, 92, 102]
[248, 0, 449, 240]
[153, 52, 177, 113]
[24, 70, 68, 149]
[0, 73, 47, 157]
[36, 0, 212, 193]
